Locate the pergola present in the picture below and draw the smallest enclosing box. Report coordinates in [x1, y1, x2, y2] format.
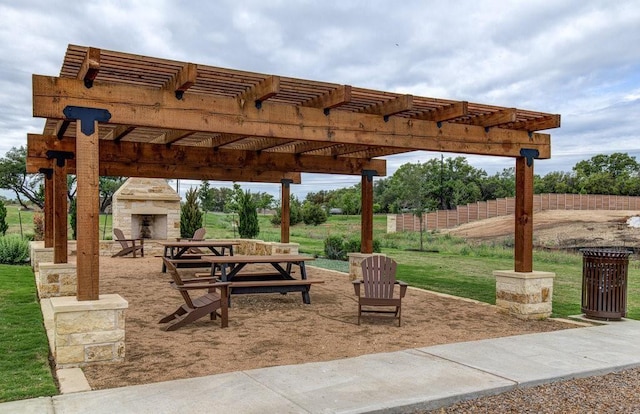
[28, 44, 560, 302]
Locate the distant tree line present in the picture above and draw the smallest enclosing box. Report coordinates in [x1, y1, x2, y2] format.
[1, 144, 638, 222]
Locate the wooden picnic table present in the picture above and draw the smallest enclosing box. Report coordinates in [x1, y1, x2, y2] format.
[159, 240, 239, 272]
[201, 254, 322, 304]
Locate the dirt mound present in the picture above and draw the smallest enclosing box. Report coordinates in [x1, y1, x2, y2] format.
[444, 210, 640, 249]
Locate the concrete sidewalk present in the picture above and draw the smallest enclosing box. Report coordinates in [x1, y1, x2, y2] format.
[3, 320, 640, 414]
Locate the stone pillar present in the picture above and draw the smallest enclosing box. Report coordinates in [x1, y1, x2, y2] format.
[347, 253, 386, 281]
[37, 262, 78, 298]
[494, 270, 555, 319]
[386, 214, 397, 234]
[49, 294, 128, 368]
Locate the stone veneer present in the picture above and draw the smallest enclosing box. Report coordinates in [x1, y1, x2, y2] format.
[112, 178, 181, 240]
[347, 253, 387, 281]
[42, 294, 128, 368]
[37, 262, 77, 298]
[233, 239, 299, 256]
[494, 270, 555, 319]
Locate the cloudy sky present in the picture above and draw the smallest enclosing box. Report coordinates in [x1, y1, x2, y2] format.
[1, 0, 639, 198]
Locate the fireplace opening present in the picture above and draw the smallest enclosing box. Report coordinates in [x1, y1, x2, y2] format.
[131, 214, 168, 240]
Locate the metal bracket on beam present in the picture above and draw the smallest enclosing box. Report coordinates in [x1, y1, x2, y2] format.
[39, 168, 53, 179]
[255, 100, 263, 109]
[520, 148, 539, 167]
[362, 169, 379, 182]
[62, 106, 112, 135]
[46, 150, 75, 167]
[323, 108, 331, 116]
[281, 178, 294, 188]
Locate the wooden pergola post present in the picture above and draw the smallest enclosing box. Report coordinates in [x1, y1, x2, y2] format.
[41, 168, 54, 248]
[64, 106, 111, 300]
[360, 170, 375, 254]
[51, 158, 68, 263]
[280, 179, 292, 243]
[514, 151, 536, 272]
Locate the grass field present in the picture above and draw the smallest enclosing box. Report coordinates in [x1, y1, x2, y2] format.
[0, 265, 57, 402]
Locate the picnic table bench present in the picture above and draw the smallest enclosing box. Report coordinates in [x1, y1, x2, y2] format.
[159, 240, 239, 272]
[202, 254, 322, 304]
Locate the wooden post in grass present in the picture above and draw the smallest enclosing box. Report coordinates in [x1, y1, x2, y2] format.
[280, 179, 292, 243]
[514, 152, 535, 272]
[361, 170, 375, 254]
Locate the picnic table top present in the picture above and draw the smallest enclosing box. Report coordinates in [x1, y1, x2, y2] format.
[158, 240, 240, 247]
[201, 254, 315, 264]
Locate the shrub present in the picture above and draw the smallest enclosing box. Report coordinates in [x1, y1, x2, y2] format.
[345, 237, 382, 254]
[0, 200, 7, 236]
[324, 235, 346, 260]
[69, 197, 77, 240]
[270, 196, 303, 226]
[238, 190, 259, 239]
[180, 188, 203, 238]
[0, 235, 29, 264]
[302, 203, 327, 226]
[33, 213, 44, 241]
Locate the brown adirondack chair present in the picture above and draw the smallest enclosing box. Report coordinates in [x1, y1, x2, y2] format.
[159, 258, 230, 331]
[178, 227, 206, 254]
[112, 228, 144, 258]
[353, 256, 408, 326]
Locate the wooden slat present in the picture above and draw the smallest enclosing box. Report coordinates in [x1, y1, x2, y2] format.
[509, 114, 561, 132]
[103, 124, 135, 141]
[27, 134, 386, 176]
[466, 108, 517, 128]
[300, 85, 351, 109]
[77, 47, 100, 85]
[163, 63, 197, 97]
[413, 101, 469, 122]
[33, 75, 552, 158]
[360, 94, 413, 117]
[239, 75, 280, 106]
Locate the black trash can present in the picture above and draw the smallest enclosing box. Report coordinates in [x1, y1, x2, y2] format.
[581, 248, 632, 320]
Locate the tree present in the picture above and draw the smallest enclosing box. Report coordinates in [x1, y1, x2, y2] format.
[253, 192, 274, 213]
[197, 180, 216, 224]
[0, 200, 8, 236]
[573, 153, 640, 195]
[69, 197, 77, 240]
[99, 177, 126, 213]
[0, 146, 43, 209]
[238, 190, 259, 238]
[180, 188, 203, 238]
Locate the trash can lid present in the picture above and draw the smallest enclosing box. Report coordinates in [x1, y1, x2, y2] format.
[580, 248, 633, 258]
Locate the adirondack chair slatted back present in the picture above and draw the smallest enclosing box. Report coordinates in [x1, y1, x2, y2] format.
[191, 227, 206, 240]
[362, 255, 397, 299]
[163, 258, 195, 309]
[113, 228, 130, 249]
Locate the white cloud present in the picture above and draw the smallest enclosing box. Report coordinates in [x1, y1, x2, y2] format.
[1, 0, 639, 197]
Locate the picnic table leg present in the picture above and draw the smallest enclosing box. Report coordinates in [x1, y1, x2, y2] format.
[300, 262, 311, 304]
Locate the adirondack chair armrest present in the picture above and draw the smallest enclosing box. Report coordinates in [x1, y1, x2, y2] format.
[120, 238, 143, 245]
[180, 276, 218, 284]
[174, 281, 231, 297]
[396, 280, 408, 298]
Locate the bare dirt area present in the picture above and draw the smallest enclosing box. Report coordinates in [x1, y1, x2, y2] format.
[444, 210, 640, 250]
[82, 256, 574, 390]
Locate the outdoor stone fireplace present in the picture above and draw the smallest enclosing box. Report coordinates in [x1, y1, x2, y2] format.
[112, 178, 181, 240]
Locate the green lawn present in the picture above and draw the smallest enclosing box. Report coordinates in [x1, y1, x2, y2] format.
[0, 265, 57, 402]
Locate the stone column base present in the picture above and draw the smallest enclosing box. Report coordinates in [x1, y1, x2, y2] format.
[494, 270, 555, 319]
[30, 242, 54, 272]
[49, 294, 128, 368]
[347, 253, 387, 281]
[37, 262, 77, 298]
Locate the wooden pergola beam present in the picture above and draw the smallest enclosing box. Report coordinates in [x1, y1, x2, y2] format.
[163, 63, 197, 99]
[77, 47, 100, 87]
[466, 108, 517, 128]
[27, 134, 386, 176]
[361, 94, 413, 118]
[33, 75, 551, 158]
[414, 101, 469, 122]
[103, 124, 135, 141]
[239, 75, 280, 107]
[301, 85, 352, 110]
[510, 114, 561, 132]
